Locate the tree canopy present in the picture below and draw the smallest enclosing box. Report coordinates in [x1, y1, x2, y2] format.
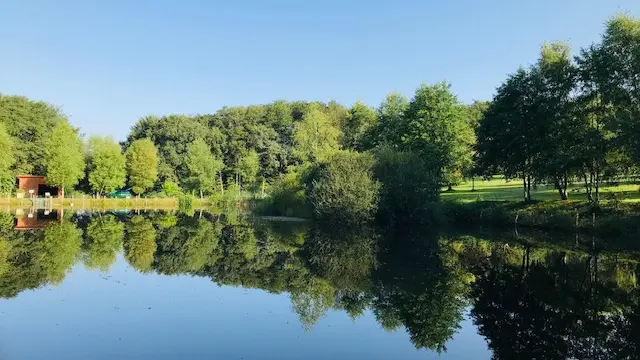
[126, 138, 158, 195]
[86, 136, 126, 195]
[0, 123, 14, 194]
[185, 138, 223, 196]
[45, 120, 85, 197]
[293, 105, 341, 163]
[0, 94, 63, 175]
[404, 83, 474, 189]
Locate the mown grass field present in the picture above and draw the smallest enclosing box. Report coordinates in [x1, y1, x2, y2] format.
[441, 177, 640, 203]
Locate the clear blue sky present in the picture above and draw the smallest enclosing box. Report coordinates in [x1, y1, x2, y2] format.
[1, 0, 639, 140]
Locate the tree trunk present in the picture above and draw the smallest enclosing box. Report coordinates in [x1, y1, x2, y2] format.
[526, 174, 532, 202]
[554, 179, 565, 200]
[594, 171, 600, 203]
[555, 175, 568, 200]
[447, 185, 453, 192]
[61, 187, 65, 200]
[523, 176, 527, 202]
[200, 189, 203, 199]
[584, 172, 593, 202]
[471, 177, 475, 192]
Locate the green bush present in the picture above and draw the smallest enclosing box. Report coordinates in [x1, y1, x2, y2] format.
[178, 194, 195, 216]
[373, 145, 442, 225]
[162, 181, 182, 197]
[306, 151, 380, 225]
[252, 170, 312, 218]
[156, 214, 178, 228]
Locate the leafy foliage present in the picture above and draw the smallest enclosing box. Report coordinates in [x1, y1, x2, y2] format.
[293, 105, 341, 163]
[125, 138, 158, 194]
[371, 92, 409, 147]
[83, 215, 124, 271]
[237, 150, 260, 187]
[342, 101, 377, 151]
[125, 115, 220, 184]
[45, 120, 85, 196]
[0, 123, 14, 194]
[185, 138, 223, 196]
[0, 94, 62, 175]
[373, 145, 442, 225]
[42, 221, 83, 283]
[306, 151, 380, 225]
[86, 136, 126, 195]
[124, 215, 157, 272]
[161, 180, 182, 197]
[477, 15, 640, 202]
[404, 83, 474, 188]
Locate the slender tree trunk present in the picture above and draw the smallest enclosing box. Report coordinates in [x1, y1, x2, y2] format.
[594, 170, 600, 203]
[523, 175, 527, 202]
[447, 184, 453, 192]
[471, 177, 475, 192]
[555, 174, 568, 200]
[61, 187, 65, 200]
[554, 179, 565, 200]
[526, 174, 532, 202]
[200, 189, 203, 199]
[583, 172, 592, 202]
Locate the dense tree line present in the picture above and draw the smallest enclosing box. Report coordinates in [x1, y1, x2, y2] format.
[0, 95, 160, 196]
[477, 14, 640, 202]
[0, 83, 477, 202]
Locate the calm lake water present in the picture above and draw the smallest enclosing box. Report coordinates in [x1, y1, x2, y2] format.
[0, 210, 638, 359]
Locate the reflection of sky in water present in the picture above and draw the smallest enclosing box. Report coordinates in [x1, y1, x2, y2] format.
[0, 254, 490, 360]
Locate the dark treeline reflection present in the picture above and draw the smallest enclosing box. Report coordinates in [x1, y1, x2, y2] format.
[0, 211, 638, 357]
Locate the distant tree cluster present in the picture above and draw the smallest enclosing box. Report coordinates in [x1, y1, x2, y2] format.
[0, 87, 476, 202]
[0, 95, 159, 197]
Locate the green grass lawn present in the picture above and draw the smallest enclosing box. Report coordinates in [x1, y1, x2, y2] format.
[442, 176, 640, 203]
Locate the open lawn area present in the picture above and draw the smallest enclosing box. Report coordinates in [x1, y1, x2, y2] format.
[442, 177, 640, 203]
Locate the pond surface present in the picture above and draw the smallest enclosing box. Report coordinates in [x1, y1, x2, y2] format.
[0, 210, 638, 359]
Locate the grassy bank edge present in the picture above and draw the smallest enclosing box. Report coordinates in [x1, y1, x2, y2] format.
[0, 197, 213, 211]
[441, 200, 640, 238]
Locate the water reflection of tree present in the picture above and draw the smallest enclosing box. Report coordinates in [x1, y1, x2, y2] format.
[370, 229, 471, 352]
[291, 226, 377, 328]
[124, 215, 157, 273]
[0, 220, 82, 298]
[82, 215, 124, 271]
[303, 227, 376, 291]
[1, 210, 639, 358]
[154, 217, 220, 274]
[456, 237, 640, 359]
